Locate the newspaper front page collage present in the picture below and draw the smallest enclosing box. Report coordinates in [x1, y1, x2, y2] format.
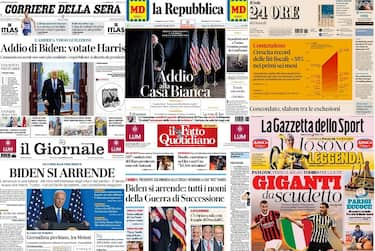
[0, 0, 373, 250]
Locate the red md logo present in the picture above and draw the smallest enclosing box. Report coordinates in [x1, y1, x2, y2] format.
[131, 5, 145, 13]
[128, 0, 148, 21]
[229, 0, 247, 21]
[231, 5, 246, 13]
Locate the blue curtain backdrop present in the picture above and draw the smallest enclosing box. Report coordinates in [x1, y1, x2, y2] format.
[73, 62, 80, 99]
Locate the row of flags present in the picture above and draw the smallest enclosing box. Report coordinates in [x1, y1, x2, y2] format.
[189, 29, 222, 76]
[27, 189, 85, 229]
[7, 116, 27, 127]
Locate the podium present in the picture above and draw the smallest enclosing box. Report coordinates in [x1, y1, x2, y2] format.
[48, 222, 89, 230]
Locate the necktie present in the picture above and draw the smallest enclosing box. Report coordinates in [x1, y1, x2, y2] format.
[169, 221, 173, 238]
[207, 240, 211, 251]
[57, 208, 61, 223]
[53, 80, 57, 92]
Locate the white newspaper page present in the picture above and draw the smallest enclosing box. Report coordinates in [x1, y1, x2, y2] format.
[125, 115, 250, 250]
[125, 0, 249, 116]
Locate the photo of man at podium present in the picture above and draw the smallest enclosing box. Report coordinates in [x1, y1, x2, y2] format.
[39, 190, 90, 230]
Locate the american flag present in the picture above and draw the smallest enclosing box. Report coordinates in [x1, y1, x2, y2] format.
[22, 117, 27, 127]
[210, 30, 221, 72]
[152, 207, 187, 251]
[199, 30, 212, 75]
[68, 189, 85, 222]
[189, 29, 201, 76]
[27, 189, 45, 230]
[172, 207, 186, 251]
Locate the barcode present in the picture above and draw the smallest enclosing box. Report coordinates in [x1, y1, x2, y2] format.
[235, 116, 249, 122]
[295, 28, 308, 34]
[0, 153, 16, 158]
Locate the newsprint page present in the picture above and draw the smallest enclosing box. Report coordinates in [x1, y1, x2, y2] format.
[0, 0, 373, 251]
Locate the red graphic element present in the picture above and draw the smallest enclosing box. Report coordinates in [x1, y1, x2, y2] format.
[231, 124, 249, 142]
[126, 124, 144, 142]
[322, 52, 338, 94]
[302, 219, 313, 247]
[253, 139, 269, 149]
[0, 139, 16, 153]
[157, 124, 217, 147]
[130, 5, 145, 14]
[108, 139, 124, 153]
[357, 139, 373, 149]
[231, 5, 246, 14]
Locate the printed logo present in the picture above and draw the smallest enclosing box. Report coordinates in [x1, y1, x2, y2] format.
[158, 124, 217, 147]
[281, 218, 313, 251]
[107, 22, 125, 34]
[108, 139, 124, 153]
[228, 0, 247, 21]
[252, 139, 269, 149]
[357, 139, 373, 149]
[126, 124, 145, 142]
[0, 139, 16, 153]
[0, 139, 17, 158]
[127, 0, 149, 21]
[0, 23, 18, 35]
[231, 124, 249, 142]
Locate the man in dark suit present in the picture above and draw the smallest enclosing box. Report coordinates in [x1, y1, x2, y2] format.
[202, 225, 221, 251]
[39, 190, 76, 230]
[191, 225, 203, 251]
[150, 208, 182, 251]
[214, 225, 224, 251]
[151, 34, 165, 88]
[42, 70, 66, 115]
